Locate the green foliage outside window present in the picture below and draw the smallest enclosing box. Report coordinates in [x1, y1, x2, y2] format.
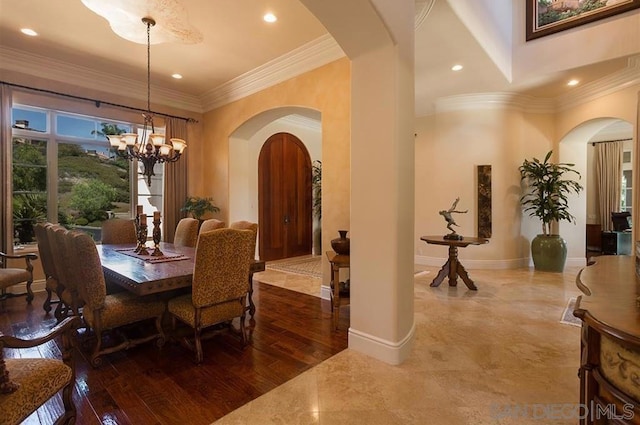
[92, 122, 128, 137]
[13, 141, 46, 191]
[69, 179, 118, 225]
[13, 194, 46, 243]
[12, 139, 47, 243]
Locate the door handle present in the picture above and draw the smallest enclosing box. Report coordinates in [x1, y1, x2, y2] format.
[283, 215, 290, 224]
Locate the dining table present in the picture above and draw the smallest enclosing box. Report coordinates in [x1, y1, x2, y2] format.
[96, 242, 266, 316]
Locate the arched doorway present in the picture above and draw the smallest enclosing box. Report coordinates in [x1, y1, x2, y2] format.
[559, 117, 635, 261]
[258, 132, 313, 261]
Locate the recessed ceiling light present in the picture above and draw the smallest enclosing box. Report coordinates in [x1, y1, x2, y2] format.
[263, 13, 277, 23]
[20, 28, 38, 36]
[171, 73, 183, 79]
[451, 64, 463, 71]
[567, 79, 579, 86]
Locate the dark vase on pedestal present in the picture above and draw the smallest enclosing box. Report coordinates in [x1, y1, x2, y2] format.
[331, 230, 350, 255]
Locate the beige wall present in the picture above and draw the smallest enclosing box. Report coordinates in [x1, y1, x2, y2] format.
[195, 58, 351, 282]
[415, 105, 553, 268]
[414, 83, 639, 269]
[513, 5, 640, 81]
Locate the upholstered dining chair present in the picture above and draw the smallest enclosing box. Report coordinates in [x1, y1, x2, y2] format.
[101, 218, 137, 245]
[174, 218, 199, 248]
[34, 222, 61, 314]
[48, 226, 84, 320]
[167, 228, 254, 363]
[70, 232, 166, 367]
[0, 316, 80, 425]
[228, 221, 259, 316]
[229, 221, 258, 258]
[198, 218, 226, 235]
[0, 249, 38, 305]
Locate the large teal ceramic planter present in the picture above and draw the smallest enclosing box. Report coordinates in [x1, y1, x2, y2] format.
[531, 234, 567, 272]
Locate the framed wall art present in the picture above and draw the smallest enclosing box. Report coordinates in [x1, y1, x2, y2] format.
[477, 165, 492, 239]
[526, 0, 640, 41]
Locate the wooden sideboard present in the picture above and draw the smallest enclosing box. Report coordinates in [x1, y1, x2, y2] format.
[575, 254, 640, 424]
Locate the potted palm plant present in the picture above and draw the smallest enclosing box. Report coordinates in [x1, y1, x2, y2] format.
[312, 160, 322, 254]
[519, 150, 583, 272]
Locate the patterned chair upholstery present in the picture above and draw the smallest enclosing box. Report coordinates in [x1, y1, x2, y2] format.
[0, 316, 79, 425]
[229, 221, 258, 258]
[34, 223, 61, 314]
[167, 228, 254, 363]
[49, 226, 84, 320]
[0, 248, 38, 304]
[101, 219, 137, 245]
[174, 218, 199, 248]
[198, 218, 226, 235]
[70, 232, 166, 367]
[228, 221, 260, 315]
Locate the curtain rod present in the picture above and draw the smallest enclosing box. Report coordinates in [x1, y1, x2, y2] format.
[591, 138, 633, 146]
[1, 81, 198, 123]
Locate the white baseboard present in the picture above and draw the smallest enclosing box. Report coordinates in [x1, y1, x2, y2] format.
[348, 322, 415, 365]
[565, 257, 588, 267]
[415, 255, 587, 270]
[414, 255, 529, 269]
[320, 284, 331, 301]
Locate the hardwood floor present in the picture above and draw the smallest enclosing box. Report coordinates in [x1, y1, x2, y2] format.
[0, 281, 348, 425]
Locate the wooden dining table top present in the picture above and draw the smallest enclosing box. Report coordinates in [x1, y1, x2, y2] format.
[97, 242, 265, 296]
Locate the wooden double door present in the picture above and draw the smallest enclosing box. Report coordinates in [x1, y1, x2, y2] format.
[258, 133, 312, 261]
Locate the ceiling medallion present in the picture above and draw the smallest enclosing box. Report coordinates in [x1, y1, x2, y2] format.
[81, 0, 203, 45]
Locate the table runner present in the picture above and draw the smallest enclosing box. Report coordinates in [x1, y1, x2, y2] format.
[115, 248, 189, 263]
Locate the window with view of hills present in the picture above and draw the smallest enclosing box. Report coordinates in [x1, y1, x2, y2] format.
[11, 105, 163, 246]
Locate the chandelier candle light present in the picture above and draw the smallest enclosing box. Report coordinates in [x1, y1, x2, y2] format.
[106, 17, 186, 186]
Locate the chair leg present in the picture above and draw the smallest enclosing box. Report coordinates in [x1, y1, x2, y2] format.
[54, 301, 65, 321]
[194, 327, 203, 364]
[155, 315, 166, 347]
[90, 325, 104, 368]
[25, 278, 34, 303]
[239, 311, 247, 346]
[43, 287, 54, 313]
[54, 380, 77, 425]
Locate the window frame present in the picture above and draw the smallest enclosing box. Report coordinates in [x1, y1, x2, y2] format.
[8, 103, 164, 250]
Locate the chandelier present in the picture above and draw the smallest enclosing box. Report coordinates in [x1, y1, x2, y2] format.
[106, 17, 186, 186]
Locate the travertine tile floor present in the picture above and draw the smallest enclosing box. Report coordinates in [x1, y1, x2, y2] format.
[218, 265, 584, 424]
[254, 267, 322, 297]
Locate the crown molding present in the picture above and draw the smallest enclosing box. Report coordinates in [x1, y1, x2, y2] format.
[201, 34, 345, 111]
[436, 92, 556, 113]
[0, 46, 203, 113]
[556, 55, 640, 111]
[434, 55, 640, 114]
[414, 0, 436, 30]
